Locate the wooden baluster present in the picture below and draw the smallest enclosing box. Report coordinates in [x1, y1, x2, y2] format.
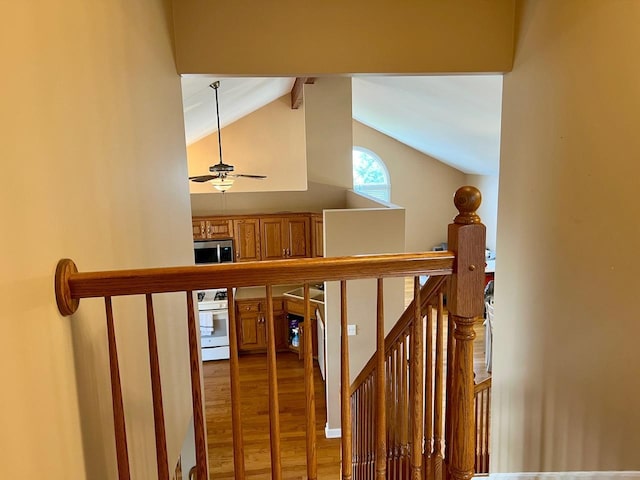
[411, 276, 423, 480]
[369, 375, 375, 480]
[105, 297, 131, 480]
[424, 303, 434, 480]
[265, 285, 283, 479]
[444, 300, 455, 480]
[304, 284, 318, 479]
[186, 292, 208, 480]
[226, 287, 246, 478]
[145, 294, 169, 479]
[390, 348, 397, 478]
[447, 186, 486, 480]
[484, 388, 491, 472]
[340, 280, 352, 480]
[434, 292, 445, 480]
[352, 390, 358, 479]
[375, 278, 386, 479]
[400, 336, 408, 477]
[473, 392, 483, 473]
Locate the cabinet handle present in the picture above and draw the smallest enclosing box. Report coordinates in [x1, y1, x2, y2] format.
[286, 248, 290, 256]
[282, 248, 286, 257]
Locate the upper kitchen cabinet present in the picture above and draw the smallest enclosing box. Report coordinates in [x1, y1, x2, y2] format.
[192, 217, 233, 241]
[260, 216, 310, 260]
[233, 218, 261, 262]
[311, 214, 323, 258]
[192, 213, 321, 261]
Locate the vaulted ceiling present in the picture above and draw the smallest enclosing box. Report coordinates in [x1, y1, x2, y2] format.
[181, 75, 502, 175]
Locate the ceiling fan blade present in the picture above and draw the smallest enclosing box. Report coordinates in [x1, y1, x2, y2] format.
[230, 174, 267, 179]
[189, 174, 220, 183]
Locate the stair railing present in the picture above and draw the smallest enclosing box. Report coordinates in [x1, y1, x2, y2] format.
[349, 186, 486, 480]
[474, 377, 492, 475]
[53, 186, 485, 480]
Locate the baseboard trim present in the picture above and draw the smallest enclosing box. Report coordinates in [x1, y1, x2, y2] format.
[481, 472, 640, 479]
[324, 424, 341, 439]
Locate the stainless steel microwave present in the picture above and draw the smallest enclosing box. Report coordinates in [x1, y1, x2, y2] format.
[194, 239, 234, 264]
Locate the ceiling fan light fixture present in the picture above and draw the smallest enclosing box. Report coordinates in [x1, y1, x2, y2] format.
[211, 177, 235, 192]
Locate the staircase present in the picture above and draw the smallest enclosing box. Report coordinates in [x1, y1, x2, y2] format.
[54, 186, 487, 479]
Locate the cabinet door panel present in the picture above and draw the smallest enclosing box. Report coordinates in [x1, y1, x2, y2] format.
[286, 217, 310, 258]
[260, 218, 285, 260]
[234, 219, 261, 262]
[311, 216, 323, 258]
[238, 313, 262, 350]
[192, 220, 206, 241]
[206, 219, 233, 239]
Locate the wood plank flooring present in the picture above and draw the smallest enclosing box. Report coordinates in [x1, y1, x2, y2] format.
[203, 353, 341, 479]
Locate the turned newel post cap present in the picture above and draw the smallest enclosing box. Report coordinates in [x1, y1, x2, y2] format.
[453, 186, 482, 225]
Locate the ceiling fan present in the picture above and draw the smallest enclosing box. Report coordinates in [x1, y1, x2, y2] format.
[189, 81, 266, 192]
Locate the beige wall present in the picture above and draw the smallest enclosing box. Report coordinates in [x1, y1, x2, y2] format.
[494, 0, 640, 472]
[353, 121, 465, 251]
[466, 174, 499, 251]
[172, 1, 516, 75]
[188, 94, 307, 194]
[1, 2, 193, 478]
[191, 181, 347, 216]
[323, 207, 405, 430]
[305, 78, 354, 188]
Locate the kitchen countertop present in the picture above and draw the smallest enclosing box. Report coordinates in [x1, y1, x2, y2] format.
[234, 284, 301, 300]
[234, 284, 325, 304]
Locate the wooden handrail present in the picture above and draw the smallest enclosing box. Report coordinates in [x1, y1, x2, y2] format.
[55, 252, 454, 314]
[474, 377, 492, 395]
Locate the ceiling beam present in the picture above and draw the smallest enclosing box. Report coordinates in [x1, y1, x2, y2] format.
[291, 77, 316, 109]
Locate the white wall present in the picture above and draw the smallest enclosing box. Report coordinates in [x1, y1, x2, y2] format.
[494, 0, 640, 472]
[324, 206, 405, 430]
[0, 2, 193, 478]
[466, 174, 499, 251]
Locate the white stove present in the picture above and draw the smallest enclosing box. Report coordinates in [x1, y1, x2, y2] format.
[197, 289, 230, 361]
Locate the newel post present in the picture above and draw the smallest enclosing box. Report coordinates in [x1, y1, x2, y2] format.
[447, 186, 486, 480]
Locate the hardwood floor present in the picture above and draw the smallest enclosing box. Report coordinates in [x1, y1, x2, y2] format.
[203, 353, 341, 479]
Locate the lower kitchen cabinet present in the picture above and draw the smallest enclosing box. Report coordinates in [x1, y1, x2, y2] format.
[236, 298, 285, 353]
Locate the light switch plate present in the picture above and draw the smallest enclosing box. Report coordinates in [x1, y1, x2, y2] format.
[347, 324, 357, 336]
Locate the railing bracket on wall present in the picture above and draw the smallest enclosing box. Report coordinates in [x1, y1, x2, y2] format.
[55, 258, 79, 316]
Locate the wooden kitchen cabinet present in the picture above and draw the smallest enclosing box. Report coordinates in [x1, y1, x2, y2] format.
[192, 212, 319, 261]
[284, 298, 318, 359]
[260, 216, 311, 260]
[192, 218, 233, 241]
[233, 218, 261, 262]
[236, 298, 286, 353]
[311, 214, 323, 258]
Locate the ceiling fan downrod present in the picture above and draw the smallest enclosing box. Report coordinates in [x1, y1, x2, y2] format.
[209, 81, 224, 169]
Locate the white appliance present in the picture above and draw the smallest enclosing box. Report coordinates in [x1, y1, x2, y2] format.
[197, 289, 230, 361]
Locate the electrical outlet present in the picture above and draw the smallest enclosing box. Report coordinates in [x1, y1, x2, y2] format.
[347, 324, 357, 336]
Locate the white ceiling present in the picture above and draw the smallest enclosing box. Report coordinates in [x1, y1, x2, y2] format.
[181, 76, 295, 145]
[181, 75, 502, 175]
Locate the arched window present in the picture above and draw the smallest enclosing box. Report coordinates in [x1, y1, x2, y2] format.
[352, 147, 391, 202]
